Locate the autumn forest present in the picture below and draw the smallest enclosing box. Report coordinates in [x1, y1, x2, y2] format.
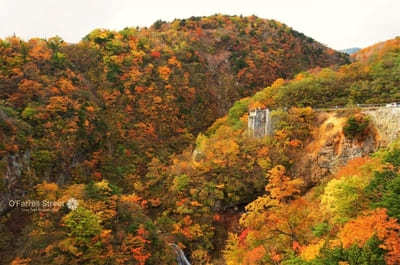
[0, 14, 400, 265]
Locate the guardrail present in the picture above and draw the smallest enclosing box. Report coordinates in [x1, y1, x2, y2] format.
[314, 103, 400, 112]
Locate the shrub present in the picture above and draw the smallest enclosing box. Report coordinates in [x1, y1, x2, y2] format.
[31, 150, 55, 176]
[21, 106, 38, 120]
[64, 207, 102, 243]
[312, 222, 329, 237]
[85, 180, 113, 200]
[283, 236, 385, 265]
[366, 170, 400, 221]
[383, 148, 400, 168]
[376, 176, 400, 220]
[319, 236, 385, 265]
[343, 115, 369, 139]
[321, 175, 370, 222]
[227, 98, 250, 128]
[365, 170, 398, 202]
[172, 174, 189, 192]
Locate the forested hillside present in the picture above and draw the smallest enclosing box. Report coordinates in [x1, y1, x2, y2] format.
[2, 15, 400, 265]
[0, 14, 347, 194]
[164, 36, 400, 264]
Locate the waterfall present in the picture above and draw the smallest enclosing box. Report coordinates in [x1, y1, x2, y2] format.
[170, 243, 191, 265]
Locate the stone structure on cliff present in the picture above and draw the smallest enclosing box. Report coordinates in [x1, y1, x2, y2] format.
[363, 107, 400, 146]
[248, 108, 272, 137]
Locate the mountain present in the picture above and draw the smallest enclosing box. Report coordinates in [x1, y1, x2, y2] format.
[340, 47, 361, 54]
[352, 36, 400, 62]
[0, 15, 348, 203]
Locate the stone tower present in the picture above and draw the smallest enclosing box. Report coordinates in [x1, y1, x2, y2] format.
[248, 108, 272, 137]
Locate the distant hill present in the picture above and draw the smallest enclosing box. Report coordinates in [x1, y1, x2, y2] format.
[352, 36, 400, 62]
[340, 47, 361, 54]
[239, 37, 400, 110]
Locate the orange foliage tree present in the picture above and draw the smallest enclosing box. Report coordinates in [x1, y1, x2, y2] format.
[338, 208, 400, 265]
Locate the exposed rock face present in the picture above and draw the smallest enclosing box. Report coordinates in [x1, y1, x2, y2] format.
[293, 113, 378, 185]
[316, 134, 376, 170]
[0, 151, 31, 215]
[292, 107, 400, 185]
[363, 107, 400, 146]
[310, 132, 376, 183]
[299, 133, 378, 185]
[192, 149, 205, 162]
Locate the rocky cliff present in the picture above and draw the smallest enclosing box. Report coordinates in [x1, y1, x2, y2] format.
[0, 151, 31, 215]
[293, 110, 388, 185]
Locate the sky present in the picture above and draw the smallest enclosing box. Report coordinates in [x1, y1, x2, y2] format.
[0, 0, 399, 50]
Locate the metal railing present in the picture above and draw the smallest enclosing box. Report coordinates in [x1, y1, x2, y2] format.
[314, 102, 400, 112]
